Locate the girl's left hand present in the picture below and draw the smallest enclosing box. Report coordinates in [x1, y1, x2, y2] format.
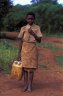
[28, 28, 35, 36]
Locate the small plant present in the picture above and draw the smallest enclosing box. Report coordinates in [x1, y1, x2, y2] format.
[37, 42, 63, 52]
[53, 40, 63, 44]
[44, 33, 63, 38]
[0, 32, 6, 37]
[39, 64, 48, 69]
[56, 56, 63, 67]
[0, 40, 18, 73]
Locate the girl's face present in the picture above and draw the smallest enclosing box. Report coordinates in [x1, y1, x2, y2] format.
[26, 15, 35, 25]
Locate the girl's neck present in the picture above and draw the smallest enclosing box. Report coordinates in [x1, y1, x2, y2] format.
[28, 23, 34, 26]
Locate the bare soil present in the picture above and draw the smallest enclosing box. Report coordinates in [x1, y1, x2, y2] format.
[0, 32, 63, 96]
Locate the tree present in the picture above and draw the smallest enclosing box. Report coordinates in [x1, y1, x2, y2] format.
[3, 5, 28, 31]
[0, 0, 13, 30]
[31, 0, 39, 4]
[31, 0, 57, 4]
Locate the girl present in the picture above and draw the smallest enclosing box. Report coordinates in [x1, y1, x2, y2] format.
[18, 12, 43, 92]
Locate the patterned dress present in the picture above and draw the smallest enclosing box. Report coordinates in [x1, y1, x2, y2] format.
[18, 24, 43, 71]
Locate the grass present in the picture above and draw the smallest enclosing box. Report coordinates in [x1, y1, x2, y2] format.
[0, 32, 63, 73]
[0, 40, 18, 73]
[0, 31, 6, 37]
[56, 56, 63, 67]
[53, 40, 63, 44]
[37, 42, 63, 52]
[44, 33, 63, 38]
[39, 64, 48, 69]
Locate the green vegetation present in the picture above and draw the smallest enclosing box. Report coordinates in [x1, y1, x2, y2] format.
[0, 31, 6, 37]
[39, 64, 48, 69]
[37, 42, 63, 52]
[45, 33, 63, 38]
[0, 0, 63, 33]
[0, 0, 12, 30]
[31, 0, 57, 4]
[56, 56, 63, 67]
[0, 37, 63, 73]
[53, 40, 63, 44]
[0, 0, 63, 72]
[0, 40, 18, 73]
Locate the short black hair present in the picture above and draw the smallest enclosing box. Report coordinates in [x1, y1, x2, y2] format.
[26, 12, 35, 19]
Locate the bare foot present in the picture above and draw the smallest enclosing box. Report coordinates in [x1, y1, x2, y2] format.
[27, 85, 32, 92]
[24, 86, 28, 92]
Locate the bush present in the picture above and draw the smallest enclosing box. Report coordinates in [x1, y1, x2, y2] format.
[1, 3, 63, 34]
[0, 40, 18, 73]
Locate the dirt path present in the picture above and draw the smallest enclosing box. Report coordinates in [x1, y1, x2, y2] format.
[0, 68, 63, 96]
[0, 32, 63, 96]
[42, 37, 63, 49]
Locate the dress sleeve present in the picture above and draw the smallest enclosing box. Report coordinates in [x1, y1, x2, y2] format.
[18, 27, 24, 38]
[36, 26, 43, 37]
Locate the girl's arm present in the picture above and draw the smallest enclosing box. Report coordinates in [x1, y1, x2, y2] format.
[28, 28, 42, 43]
[32, 33, 42, 43]
[17, 31, 25, 61]
[17, 38, 22, 61]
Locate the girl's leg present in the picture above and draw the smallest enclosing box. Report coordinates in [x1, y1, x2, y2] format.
[23, 70, 28, 91]
[28, 71, 34, 92]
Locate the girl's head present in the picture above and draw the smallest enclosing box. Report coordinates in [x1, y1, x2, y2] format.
[26, 12, 35, 25]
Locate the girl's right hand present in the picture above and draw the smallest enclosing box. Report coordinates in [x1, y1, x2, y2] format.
[18, 57, 21, 61]
[17, 54, 21, 61]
